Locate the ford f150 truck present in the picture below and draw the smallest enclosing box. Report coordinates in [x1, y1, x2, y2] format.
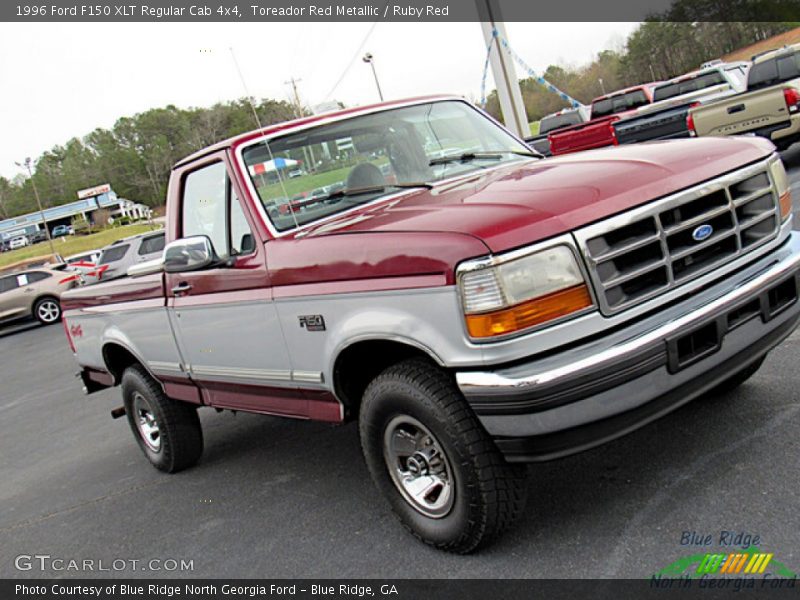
[61, 96, 800, 553]
[614, 62, 749, 145]
[548, 84, 658, 155]
[688, 45, 800, 150]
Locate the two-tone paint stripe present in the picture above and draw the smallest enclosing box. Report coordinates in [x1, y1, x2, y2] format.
[148, 362, 324, 385]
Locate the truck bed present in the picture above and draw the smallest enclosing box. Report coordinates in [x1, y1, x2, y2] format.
[689, 86, 793, 138]
[548, 116, 618, 155]
[614, 104, 692, 145]
[60, 273, 166, 311]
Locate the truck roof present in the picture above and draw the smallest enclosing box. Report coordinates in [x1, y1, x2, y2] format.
[590, 83, 661, 104]
[752, 42, 800, 64]
[174, 95, 460, 169]
[660, 61, 750, 85]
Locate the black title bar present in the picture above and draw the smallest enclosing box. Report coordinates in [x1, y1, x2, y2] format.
[2, 0, 799, 22]
[5, 579, 800, 600]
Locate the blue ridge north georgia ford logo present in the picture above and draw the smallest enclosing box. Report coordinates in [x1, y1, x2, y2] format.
[692, 224, 714, 241]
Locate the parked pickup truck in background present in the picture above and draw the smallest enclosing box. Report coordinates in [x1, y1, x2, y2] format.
[524, 107, 588, 156]
[614, 62, 749, 145]
[688, 44, 800, 150]
[61, 96, 800, 553]
[548, 83, 658, 155]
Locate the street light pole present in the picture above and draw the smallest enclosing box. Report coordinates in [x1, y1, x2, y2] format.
[16, 157, 56, 257]
[362, 53, 384, 102]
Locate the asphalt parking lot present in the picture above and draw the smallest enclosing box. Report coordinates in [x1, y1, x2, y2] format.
[2, 149, 800, 579]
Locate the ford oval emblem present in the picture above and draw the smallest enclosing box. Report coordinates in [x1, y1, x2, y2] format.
[692, 224, 714, 242]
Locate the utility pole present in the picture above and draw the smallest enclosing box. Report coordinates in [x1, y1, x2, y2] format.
[284, 77, 315, 170]
[476, 0, 529, 139]
[284, 77, 304, 117]
[15, 158, 56, 257]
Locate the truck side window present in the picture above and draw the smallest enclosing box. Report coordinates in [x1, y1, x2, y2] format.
[182, 162, 228, 257]
[230, 187, 254, 256]
[777, 54, 800, 82]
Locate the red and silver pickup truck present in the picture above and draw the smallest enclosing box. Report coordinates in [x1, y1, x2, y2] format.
[62, 96, 800, 553]
[548, 84, 658, 155]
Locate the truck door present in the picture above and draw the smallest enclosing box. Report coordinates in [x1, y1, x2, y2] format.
[165, 154, 305, 418]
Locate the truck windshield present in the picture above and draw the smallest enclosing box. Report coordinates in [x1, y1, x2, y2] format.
[240, 100, 532, 232]
[591, 90, 650, 118]
[652, 71, 727, 102]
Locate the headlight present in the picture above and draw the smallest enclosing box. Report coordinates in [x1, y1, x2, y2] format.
[769, 156, 792, 221]
[458, 245, 594, 339]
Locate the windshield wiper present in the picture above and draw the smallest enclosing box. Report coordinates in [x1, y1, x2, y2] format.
[325, 182, 432, 201]
[428, 150, 540, 167]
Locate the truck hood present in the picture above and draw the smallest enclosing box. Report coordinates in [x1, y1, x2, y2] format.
[299, 136, 776, 254]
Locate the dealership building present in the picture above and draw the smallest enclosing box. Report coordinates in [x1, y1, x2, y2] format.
[0, 184, 152, 242]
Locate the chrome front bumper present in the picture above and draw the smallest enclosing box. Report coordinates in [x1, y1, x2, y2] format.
[456, 232, 800, 462]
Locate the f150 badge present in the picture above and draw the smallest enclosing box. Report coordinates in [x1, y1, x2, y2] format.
[692, 224, 714, 241]
[299, 315, 326, 331]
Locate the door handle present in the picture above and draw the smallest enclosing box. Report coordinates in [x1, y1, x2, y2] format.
[727, 104, 745, 114]
[171, 282, 193, 295]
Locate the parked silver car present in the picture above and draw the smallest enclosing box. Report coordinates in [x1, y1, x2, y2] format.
[86, 231, 165, 284]
[0, 268, 77, 325]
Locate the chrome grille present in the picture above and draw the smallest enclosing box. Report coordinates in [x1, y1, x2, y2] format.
[576, 161, 781, 315]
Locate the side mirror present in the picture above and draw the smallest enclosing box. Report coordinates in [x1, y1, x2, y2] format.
[163, 236, 217, 273]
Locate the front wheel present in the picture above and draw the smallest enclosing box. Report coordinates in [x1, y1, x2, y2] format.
[359, 359, 528, 553]
[122, 365, 203, 473]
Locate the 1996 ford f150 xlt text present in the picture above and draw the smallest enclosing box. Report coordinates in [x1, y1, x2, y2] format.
[61, 96, 800, 553]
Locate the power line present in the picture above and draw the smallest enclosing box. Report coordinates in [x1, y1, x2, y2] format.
[322, 21, 380, 102]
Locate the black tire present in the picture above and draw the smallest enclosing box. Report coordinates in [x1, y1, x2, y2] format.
[121, 365, 203, 473]
[359, 359, 527, 553]
[709, 357, 765, 396]
[33, 296, 61, 325]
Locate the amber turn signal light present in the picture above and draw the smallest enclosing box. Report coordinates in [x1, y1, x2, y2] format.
[780, 190, 792, 220]
[466, 284, 593, 338]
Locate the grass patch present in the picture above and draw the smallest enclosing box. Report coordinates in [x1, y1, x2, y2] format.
[0, 223, 162, 269]
[257, 166, 351, 201]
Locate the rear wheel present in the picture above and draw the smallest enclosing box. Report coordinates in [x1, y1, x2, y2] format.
[122, 365, 203, 473]
[359, 359, 528, 553]
[33, 297, 61, 325]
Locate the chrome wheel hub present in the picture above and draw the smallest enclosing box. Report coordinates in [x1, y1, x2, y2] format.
[133, 392, 161, 452]
[383, 415, 454, 519]
[38, 301, 59, 323]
